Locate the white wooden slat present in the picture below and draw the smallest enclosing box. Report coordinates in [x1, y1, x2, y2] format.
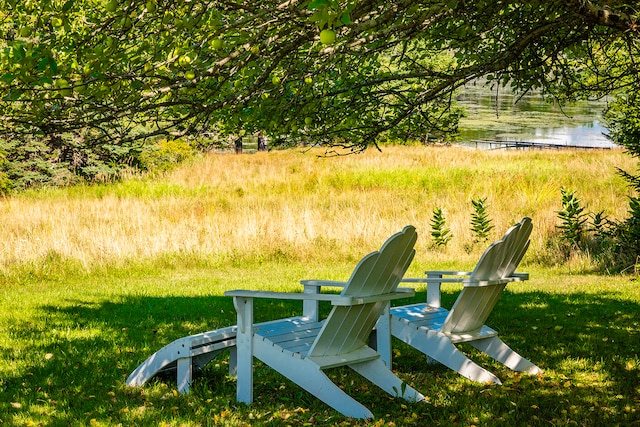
[308, 227, 416, 358]
[256, 328, 320, 346]
[448, 325, 499, 344]
[312, 305, 366, 356]
[391, 305, 449, 326]
[254, 319, 323, 354]
[187, 330, 237, 354]
[256, 333, 320, 350]
[309, 347, 381, 369]
[444, 283, 505, 333]
[281, 341, 316, 354]
[190, 339, 237, 357]
[254, 320, 322, 337]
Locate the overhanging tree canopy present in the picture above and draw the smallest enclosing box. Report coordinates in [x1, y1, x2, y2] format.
[0, 0, 638, 156]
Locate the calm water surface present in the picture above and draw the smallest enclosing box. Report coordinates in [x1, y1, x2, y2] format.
[456, 83, 616, 148]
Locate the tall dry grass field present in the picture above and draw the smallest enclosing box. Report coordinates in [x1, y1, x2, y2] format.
[0, 145, 634, 271]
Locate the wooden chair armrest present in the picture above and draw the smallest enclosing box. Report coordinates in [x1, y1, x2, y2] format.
[337, 290, 416, 306]
[402, 277, 465, 283]
[300, 280, 348, 288]
[424, 270, 473, 277]
[462, 275, 528, 287]
[299, 280, 349, 320]
[225, 289, 415, 306]
[401, 276, 465, 308]
[225, 289, 341, 302]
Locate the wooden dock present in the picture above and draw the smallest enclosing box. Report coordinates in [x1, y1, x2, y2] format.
[467, 140, 616, 150]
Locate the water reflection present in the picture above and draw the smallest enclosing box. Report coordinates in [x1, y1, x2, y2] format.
[456, 83, 617, 148]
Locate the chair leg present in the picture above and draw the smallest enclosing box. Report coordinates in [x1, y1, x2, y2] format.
[176, 356, 192, 393]
[349, 358, 425, 402]
[429, 339, 502, 384]
[254, 342, 374, 419]
[375, 303, 393, 368]
[395, 325, 502, 384]
[294, 364, 375, 419]
[278, 363, 374, 419]
[234, 297, 254, 404]
[229, 346, 237, 376]
[469, 336, 542, 375]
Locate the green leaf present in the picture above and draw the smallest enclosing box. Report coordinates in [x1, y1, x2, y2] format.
[38, 76, 54, 85]
[38, 58, 49, 71]
[13, 45, 26, 60]
[4, 90, 24, 101]
[308, 10, 324, 23]
[307, 0, 328, 10]
[1, 73, 15, 83]
[62, 0, 75, 13]
[340, 13, 351, 25]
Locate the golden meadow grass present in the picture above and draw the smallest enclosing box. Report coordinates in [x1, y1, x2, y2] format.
[0, 145, 635, 271]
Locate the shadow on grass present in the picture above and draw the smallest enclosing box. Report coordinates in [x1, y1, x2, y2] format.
[2, 288, 639, 426]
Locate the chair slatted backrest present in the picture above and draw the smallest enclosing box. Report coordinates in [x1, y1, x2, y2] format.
[442, 218, 532, 335]
[307, 226, 417, 358]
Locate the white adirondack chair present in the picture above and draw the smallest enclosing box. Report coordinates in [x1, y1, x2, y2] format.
[386, 217, 541, 385]
[225, 225, 425, 419]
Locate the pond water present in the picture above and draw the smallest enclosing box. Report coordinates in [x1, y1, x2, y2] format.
[455, 82, 617, 148]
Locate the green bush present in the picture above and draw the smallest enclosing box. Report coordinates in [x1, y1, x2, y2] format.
[556, 187, 589, 249]
[0, 134, 200, 192]
[138, 138, 198, 172]
[470, 196, 493, 243]
[430, 207, 452, 248]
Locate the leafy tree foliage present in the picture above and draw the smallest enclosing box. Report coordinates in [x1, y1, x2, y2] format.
[1, 0, 638, 149]
[0, 0, 637, 190]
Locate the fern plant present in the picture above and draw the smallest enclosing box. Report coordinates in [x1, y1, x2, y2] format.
[470, 197, 493, 243]
[430, 207, 452, 247]
[557, 188, 589, 248]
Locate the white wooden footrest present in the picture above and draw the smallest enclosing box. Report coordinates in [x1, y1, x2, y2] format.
[126, 325, 237, 393]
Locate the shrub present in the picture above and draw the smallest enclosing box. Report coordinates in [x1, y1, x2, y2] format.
[430, 207, 452, 248]
[556, 187, 589, 249]
[138, 138, 197, 172]
[470, 197, 493, 243]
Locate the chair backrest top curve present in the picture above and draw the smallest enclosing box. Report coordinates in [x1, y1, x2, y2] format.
[308, 225, 417, 358]
[469, 217, 532, 283]
[443, 217, 532, 334]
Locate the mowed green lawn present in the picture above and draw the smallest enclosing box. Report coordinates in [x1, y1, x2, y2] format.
[1, 146, 639, 426]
